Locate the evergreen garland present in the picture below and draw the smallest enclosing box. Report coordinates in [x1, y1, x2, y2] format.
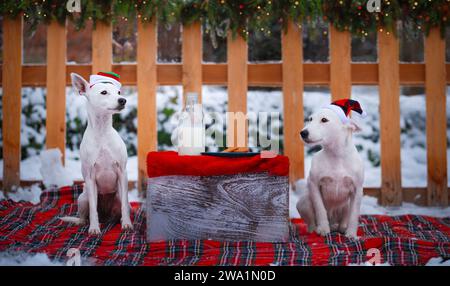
[0, 0, 449, 38]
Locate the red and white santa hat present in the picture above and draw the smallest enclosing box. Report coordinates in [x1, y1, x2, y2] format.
[89, 71, 121, 89]
[323, 99, 366, 124]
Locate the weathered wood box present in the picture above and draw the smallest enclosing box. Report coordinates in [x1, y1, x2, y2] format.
[146, 152, 290, 242]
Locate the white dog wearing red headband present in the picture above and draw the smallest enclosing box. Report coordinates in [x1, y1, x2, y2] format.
[60, 72, 132, 235]
[297, 99, 365, 238]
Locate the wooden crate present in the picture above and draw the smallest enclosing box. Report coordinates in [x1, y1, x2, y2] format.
[146, 172, 290, 242]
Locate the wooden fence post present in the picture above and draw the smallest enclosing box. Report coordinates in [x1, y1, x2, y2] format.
[46, 21, 67, 162]
[2, 17, 23, 192]
[137, 20, 157, 193]
[92, 22, 112, 73]
[182, 22, 202, 104]
[227, 34, 248, 148]
[425, 28, 448, 206]
[330, 26, 351, 101]
[378, 31, 402, 206]
[282, 21, 304, 183]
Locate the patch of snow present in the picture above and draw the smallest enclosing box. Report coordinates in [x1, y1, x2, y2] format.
[0, 151, 139, 182]
[358, 195, 450, 217]
[0, 181, 143, 206]
[126, 156, 138, 181]
[128, 187, 144, 203]
[64, 149, 83, 180]
[0, 184, 43, 205]
[348, 261, 391, 266]
[425, 257, 450, 266]
[39, 149, 73, 188]
[0, 252, 63, 266]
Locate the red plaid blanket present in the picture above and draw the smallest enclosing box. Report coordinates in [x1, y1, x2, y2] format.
[0, 185, 449, 266]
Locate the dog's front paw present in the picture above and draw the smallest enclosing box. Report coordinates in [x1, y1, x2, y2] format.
[315, 223, 330, 236]
[121, 217, 133, 231]
[345, 229, 358, 239]
[88, 225, 101, 235]
[121, 222, 133, 231]
[338, 223, 348, 234]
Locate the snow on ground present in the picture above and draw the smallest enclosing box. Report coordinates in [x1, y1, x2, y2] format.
[0, 184, 42, 205]
[348, 261, 392, 266]
[0, 252, 63, 266]
[0, 184, 142, 206]
[128, 187, 145, 203]
[39, 149, 73, 188]
[0, 251, 96, 266]
[425, 257, 450, 266]
[0, 149, 138, 182]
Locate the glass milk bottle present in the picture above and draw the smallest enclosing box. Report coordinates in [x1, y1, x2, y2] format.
[178, 92, 205, 155]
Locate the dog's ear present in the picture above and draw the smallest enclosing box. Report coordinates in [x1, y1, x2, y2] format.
[71, 73, 89, 96]
[346, 119, 362, 133]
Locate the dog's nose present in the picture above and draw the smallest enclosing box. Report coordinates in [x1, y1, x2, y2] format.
[300, 129, 309, 139]
[118, 98, 126, 106]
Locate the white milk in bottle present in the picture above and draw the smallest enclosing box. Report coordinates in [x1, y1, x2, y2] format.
[178, 92, 205, 155]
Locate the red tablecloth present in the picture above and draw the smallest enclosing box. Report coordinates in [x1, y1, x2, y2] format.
[147, 151, 289, 178]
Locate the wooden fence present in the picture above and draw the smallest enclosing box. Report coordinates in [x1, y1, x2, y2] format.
[1, 17, 449, 206]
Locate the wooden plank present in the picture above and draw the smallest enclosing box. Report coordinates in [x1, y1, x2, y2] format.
[400, 63, 425, 85]
[425, 29, 448, 206]
[378, 31, 402, 206]
[352, 63, 378, 85]
[157, 64, 182, 85]
[4, 63, 449, 87]
[202, 63, 227, 85]
[92, 22, 112, 73]
[304, 63, 330, 85]
[248, 63, 282, 86]
[137, 20, 157, 193]
[182, 22, 202, 103]
[330, 27, 351, 101]
[226, 34, 248, 148]
[46, 22, 67, 163]
[65, 65, 91, 84]
[147, 173, 289, 242]
[282, 21, 304, 183]
[351, 64, 426, 85]
[2, 17, 23, 192]
[112, 64, 138, 85]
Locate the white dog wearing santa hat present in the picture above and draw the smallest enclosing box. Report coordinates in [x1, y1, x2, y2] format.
[60, 71, 132, 235]
[297, 99, 365, 238]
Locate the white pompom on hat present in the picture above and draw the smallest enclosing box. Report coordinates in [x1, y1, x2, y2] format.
[89, 71, 121, 90]
[322, 99, 367, 124]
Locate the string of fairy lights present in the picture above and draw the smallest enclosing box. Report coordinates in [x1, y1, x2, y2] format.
[0, 0, 448, 39]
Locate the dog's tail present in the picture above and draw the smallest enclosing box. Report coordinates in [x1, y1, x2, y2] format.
[60, 216, 85, 225]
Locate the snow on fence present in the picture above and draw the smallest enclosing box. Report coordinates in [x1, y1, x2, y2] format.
[0, 18, 448, 207]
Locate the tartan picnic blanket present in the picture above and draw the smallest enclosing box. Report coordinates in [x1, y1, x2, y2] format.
[0, 185, 449, 266]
